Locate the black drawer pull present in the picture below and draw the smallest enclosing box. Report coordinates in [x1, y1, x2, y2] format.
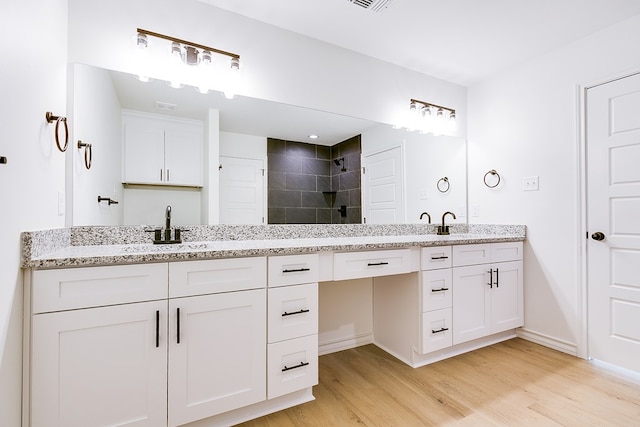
[282, 361, 310, 372]
[282, 309, 310, 317]
[431, 287, 449, 293]
[367, 261, 389, 266]
[282, 267, 310, 273]
[487, 269, 493, 289]
[431, 327, 449, 334]
[495, 268, 499, 288]
[155, 310, 160, 348]
[430, 256, 449, 260]
[176, 307, 181, 344]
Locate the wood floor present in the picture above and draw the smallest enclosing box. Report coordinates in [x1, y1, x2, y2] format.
[239, 338, 640, 426]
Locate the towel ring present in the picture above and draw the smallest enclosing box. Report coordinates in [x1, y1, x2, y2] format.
[77, 140, 92, 170]
[46, 111, 69, 152]
[437, 177, 450, 193]
[484, 169, 501, 188]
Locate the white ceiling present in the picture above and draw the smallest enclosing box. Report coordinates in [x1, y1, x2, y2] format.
[197, 0, 640, 86]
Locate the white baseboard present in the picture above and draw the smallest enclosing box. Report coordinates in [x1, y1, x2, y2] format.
[590, 359, 640, 385]
[318, 333, 374, 356]
[516, 328, 577, 356]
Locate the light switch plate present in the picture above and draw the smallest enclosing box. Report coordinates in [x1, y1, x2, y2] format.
[523, 176, 539, 191]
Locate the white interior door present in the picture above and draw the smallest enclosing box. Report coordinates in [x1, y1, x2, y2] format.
[362, 146, 404, 224]
[586, 72, 640, 373]
[219, 156, 265, 224]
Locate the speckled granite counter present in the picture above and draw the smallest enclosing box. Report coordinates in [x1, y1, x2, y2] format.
[21, 224, 525, 269]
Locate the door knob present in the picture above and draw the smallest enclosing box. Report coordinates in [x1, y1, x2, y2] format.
[591, 231, 606, 241]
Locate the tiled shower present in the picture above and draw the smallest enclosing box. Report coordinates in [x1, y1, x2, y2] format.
[267, 135, 361, 224]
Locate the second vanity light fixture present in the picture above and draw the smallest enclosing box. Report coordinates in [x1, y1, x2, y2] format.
[134, 28, 241, 99]
[407, 99, 456, 135]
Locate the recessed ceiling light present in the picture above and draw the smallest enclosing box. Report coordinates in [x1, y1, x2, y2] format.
[308, 134, 319, 139]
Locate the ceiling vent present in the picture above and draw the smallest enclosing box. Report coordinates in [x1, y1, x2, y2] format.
[155, 101, 177, 112]
[347, 0, 392, 12]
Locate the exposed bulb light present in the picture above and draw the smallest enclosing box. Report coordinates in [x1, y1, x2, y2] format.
[223, 57, 240, 99]
[133, 32, 150, 82]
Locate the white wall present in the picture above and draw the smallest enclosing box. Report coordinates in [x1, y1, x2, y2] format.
[467, 14, 640, 353]
[220, 132, 267, 159]
[0, 1, 68, 425]
[70, 64, 124, 225]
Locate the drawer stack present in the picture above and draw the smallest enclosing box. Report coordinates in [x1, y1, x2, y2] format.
[419, 246, 453, 353]
[267, 254, 319, 399]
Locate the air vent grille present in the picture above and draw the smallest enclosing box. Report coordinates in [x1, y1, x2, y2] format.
[155, 101, 177, 112]
[347, 0, 392, 12]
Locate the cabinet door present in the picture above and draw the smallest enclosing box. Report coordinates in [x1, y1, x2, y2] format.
[123, 118, 165, 184]
[452, 264, 491, 345]
[31, 301, 167, 427]
[164, 125, 203, 187]
[491, 260, 524, 333]
[168, 289, 266, 427]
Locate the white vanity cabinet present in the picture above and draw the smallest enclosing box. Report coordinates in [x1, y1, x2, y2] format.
[167, 258, 267, 426]
[122, 111, 203, 187]
[29, 264, 169, 427]
[267, 254, 319, 400]
[27, 257, 268, 427]
[452, 242, 524, 345]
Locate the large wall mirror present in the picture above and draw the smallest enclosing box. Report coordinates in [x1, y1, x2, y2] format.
[68, 63, 467, 227]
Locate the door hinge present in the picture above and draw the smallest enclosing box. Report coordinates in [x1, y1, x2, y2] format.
[218, 164, 222, 171]
[362, 166, 366, 174]
[363, 217, 367, 224]
[261, 168, 265, 176]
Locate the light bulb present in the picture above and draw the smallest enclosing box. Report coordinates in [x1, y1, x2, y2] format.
[223, 57, 240, 99]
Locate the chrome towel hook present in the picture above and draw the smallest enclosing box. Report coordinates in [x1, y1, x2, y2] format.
[77, 140, 92, 170]
[45, 111, 69, 152]
[484, 169, 501, 188]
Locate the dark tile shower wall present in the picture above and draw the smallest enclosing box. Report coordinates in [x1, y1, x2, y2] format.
[267, 136, 361, 224]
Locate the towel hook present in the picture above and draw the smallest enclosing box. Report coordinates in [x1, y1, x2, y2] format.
[484, 169, 501, 188]
[77, 140, 92, 170]
[46, 111, 69, 152]
[436, 177, 450, 193]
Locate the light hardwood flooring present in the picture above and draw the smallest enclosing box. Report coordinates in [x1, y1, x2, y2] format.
[239, 338, 640, 426]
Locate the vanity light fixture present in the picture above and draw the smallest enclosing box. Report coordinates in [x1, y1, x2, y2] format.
[408, 99, 456, 135]
[134, 28, 242, 98]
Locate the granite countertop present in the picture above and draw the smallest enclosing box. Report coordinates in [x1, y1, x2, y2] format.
[21, 224, 526, 269]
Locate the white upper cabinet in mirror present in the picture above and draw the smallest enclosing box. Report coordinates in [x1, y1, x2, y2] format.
[68, 63, 467, 227]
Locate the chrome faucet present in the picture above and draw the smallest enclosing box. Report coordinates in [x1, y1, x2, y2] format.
[419, 212, 431, 223]
[165, 205, 172, 241]
[438, 211, 457, 235]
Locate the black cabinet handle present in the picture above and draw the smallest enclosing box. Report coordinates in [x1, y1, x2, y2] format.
[431, 327, 449, 334]
[487, 269, 493, 288]
[430, 256, 449, 260]
[431, 287, 450, 293]
[367, 262, 389, 266]
[155, 310, 160, 348]
[495, 268, 499, 288]
[282, 361, 310, 372]
[176, 307, 181, 344]
[282, 267, 310, 273]
[282, 309, 310, 317]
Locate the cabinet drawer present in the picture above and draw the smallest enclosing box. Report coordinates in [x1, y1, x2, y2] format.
[491, 241, 523, 263]
[420, 308, 453, 354]
[268, 283, 318, 343]
[169, 257, 266, 297]
[421, 269, 452, 312]
[333, 248, 416, 280]
[32, 263, 168, 314]
[268, 254, 319, 287]
[452, 244, 491, 267]
[268, 335, 318, 399]
[421, 246, 452, 270]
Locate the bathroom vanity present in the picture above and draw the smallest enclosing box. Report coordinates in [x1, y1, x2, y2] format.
[21, 224, 524, 427]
